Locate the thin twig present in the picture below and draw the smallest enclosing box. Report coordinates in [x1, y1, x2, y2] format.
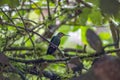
[8, 48, 120, 64]
[5, 47, 41, 51]
[0, 8, 15, 24]
[29, 0, 45, 20]
[47, 0, 52, 19]
[63, 48, 85, 53]
[12, 18, 38, 24]
[1, 22, 63, 55]
[15, 8, 36, 54]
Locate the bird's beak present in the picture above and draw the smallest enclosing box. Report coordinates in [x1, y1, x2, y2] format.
[64, 34, 70, 36]
[65, 34, 70, 36]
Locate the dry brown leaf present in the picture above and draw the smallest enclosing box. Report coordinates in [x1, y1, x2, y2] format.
[86, 29, 103, 53]
[0, 53, 9, 65]
[93, 56, 120, 80]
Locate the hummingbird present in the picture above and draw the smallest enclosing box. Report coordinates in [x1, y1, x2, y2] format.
[46, 32, 68, 55]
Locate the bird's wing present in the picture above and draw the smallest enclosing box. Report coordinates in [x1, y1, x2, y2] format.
[51, 36, 60, 46]
[46, 36, 60, 54]
[48, 36, 60, 48]
[49, 36, 56, 48]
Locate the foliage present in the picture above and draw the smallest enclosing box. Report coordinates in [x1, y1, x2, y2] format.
[0, 0, 120, 80]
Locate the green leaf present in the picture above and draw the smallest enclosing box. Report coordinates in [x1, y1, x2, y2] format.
[31, 3, 41, 15]
[58, 25, 70, 33]
[42, 55, 55, 60]
[89, 8, 102, 25]
[48, 63, 66, 73]
[99, 32, 111, 40]
[81, 26, 89, 44]
[72, 26, 80, 31]
[79, 8, 92, 25]
[28, 11, 40, 22]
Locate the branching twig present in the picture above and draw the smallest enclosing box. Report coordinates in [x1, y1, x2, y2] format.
[15, 8, 36, 54]
[63, 48, 85, 53]
[9, 64, 27, 80]
[8, 48, 120, 64]
[1, 22, 63, 55]
[47, 0, 52, 20]
[29, 0, 45, 20]
[4, 47, 41, 51]
[0, 8, 15, 24]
